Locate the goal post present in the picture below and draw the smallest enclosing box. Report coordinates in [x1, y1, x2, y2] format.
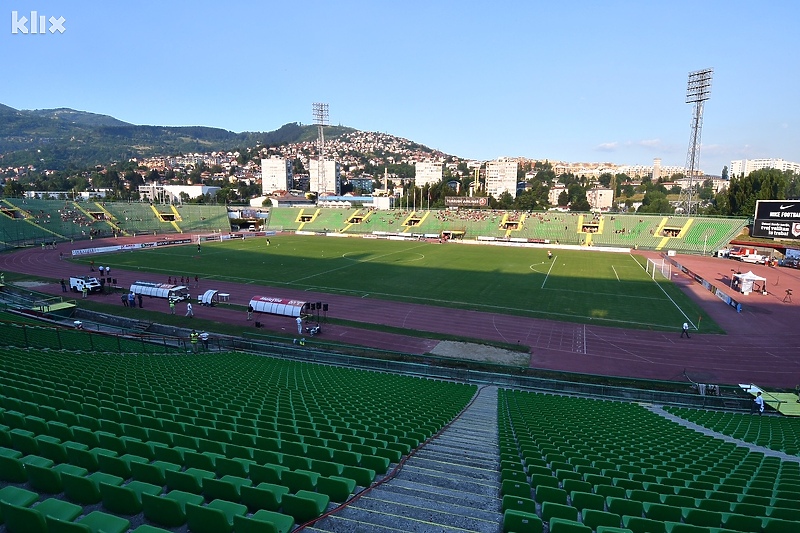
[646, 258, 671, 281]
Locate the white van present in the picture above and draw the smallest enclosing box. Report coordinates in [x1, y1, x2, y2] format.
[129, 281, 190, 301]
[69, 276, 102, 293]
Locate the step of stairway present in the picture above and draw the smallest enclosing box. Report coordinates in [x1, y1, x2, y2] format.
[374, 478, 499, 511]
[308, 504, 500, 533]
[308, 385, 503, 533]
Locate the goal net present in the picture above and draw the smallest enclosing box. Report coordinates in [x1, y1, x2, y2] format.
[646, 258, 672, 281]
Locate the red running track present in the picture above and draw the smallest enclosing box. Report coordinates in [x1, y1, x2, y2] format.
[2, 237, 799, 388]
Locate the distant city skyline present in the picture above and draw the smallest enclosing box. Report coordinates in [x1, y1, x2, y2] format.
[3, 0, 798, 175]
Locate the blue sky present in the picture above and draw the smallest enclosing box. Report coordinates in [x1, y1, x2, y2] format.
[3, 0, 799, 175]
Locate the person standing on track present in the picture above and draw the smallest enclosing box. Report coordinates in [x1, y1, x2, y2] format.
[681, 322, 690, 338]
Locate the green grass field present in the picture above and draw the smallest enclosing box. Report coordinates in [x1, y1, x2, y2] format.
[88, 235, 722, 333]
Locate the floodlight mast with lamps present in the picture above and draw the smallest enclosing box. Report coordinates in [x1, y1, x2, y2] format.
[312, 103, 329, 194]
[681, 68, 713, 215]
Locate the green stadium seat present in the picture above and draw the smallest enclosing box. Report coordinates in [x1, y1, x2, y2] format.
[549, 517, 592, 533]
[683, 508, 722, 528]
[142, 490, 205, 527]
[241, 482, 289, 512]
[628, 490, 661, 504]
[502, 509, 542, 533]
[66, 446, 117, 472]
[10, 428, 39, 455]
[663, 522, 713, 533]
[0, 454, 28, 482]
[596, 484, 628, 499]
[280, 489, 330, 522]
[62, 471, 124, 504]
[100, 480, 162, 515]
[719, 512, 762, 533]
[165, 467, 215, 494]
[97, 453, 148, 479]
[608, 496, 644, 518]
[250, 463, 288, 485]
[131, 526, 171, 533]
[185, 499, 248, 533]
[570, 490, 605, 511]
[541, 501, 578, 523]
[582, 509, 622, 530]
[622, 515, 667, 533]
[317, 475, 356, 502]
[0, 486, 38, 522]
[502, 494, 537, 514]
[1, 498, 83, 533]
[768, 507, 800, 521]
[215, 456, 254, 478]
[341, 465, 375, 487]
[26, 462, 87, 494]
[535, 485, 568, 505]
[762, 518, 800, 533]
[233, 509, 295, 533]
[563, 479, 593, 494]
[46, 511, 130, 533]
[204, 475, 252, 502]
[662, 494, 697, 508]
[131, 460, 181, 485]
[698, 499, 731, 512]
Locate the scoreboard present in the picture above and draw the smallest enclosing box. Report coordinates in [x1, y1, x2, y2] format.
[752, 200, 800, 239]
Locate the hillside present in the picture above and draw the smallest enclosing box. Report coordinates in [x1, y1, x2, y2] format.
[0, 104, 355, 169]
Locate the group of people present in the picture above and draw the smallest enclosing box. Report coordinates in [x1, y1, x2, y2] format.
[167, 275, 199, 288]
[121, 292, 143, 308]
[189, 329, 209, 352]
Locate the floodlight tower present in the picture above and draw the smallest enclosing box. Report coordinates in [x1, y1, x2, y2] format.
[312, 103, 329, 193]
[680, 68, 713, 215]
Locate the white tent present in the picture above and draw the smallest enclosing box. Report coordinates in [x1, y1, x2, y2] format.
[249, 295, 307, 317]
[733, 271, 767, 295]
[199, 289, 219, 306]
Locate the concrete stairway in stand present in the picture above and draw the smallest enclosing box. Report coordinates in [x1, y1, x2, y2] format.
[305, 386, 502, 533]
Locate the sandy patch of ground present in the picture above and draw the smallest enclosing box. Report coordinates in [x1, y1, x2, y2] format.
[12, 281, 52, 288]
[430, 340, 530, 366]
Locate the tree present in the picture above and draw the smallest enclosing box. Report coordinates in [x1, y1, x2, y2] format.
[721, 165, 729, 180]
[557, 190, 569, 207]
[496, 191, 515, 209]
[638, 191, 673, 214]
[727, 168, 788, 217]
[3, 180, 24, 197]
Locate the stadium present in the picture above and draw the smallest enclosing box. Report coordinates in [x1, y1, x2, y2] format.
[1, 200, 800, 533]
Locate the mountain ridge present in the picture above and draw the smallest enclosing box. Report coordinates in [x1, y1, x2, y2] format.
[0, 104, 365, 169]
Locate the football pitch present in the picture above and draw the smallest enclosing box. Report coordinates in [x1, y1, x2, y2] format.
[97, 235, 721, 332]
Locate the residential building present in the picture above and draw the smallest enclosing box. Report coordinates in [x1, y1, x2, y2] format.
[730, 159, 800, 177]
[485, 157, 518, 198]
[261, 158, 293, 194]
[414, 161, 443, 187]
[586, 187, 614, 211]
[308, 159, 341, 194]
[548, 185, 567, 206]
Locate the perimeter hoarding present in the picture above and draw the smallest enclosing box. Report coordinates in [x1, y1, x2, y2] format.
[752, 200, 800, 239]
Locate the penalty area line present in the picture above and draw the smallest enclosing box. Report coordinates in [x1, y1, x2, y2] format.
[541, 256, 557, 289]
